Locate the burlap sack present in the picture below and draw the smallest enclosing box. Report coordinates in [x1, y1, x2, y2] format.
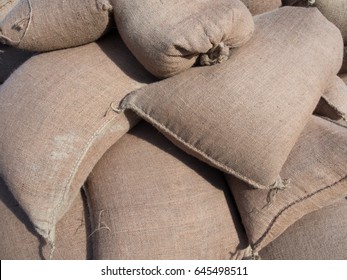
[0, 178, 91, 260]
[0, 0, 113, 52]
[0, 33, 155, 248]
[118, 7, 343, 189]
[283, 1, 347, 43]
[315, 76, 347, 121]
[0, 43, 34, 84]
[112, 0, 254, 78]
[226, 116, 347, 253]
[86, 122, 249, 260]
[240, 0, 281, 15]
[259, 199, 347, 260]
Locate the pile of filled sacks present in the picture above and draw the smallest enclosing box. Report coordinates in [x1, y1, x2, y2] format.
[0, 0, 346, 260]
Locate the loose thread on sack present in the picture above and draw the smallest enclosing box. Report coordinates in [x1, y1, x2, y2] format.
[0, 0, 33, 46]
[96, 0, 113, 12]
[88, 209, 111, 238]
[104, 101, 124, 117]
[262, 178, 290, 210]
[242, 246, 261, 260]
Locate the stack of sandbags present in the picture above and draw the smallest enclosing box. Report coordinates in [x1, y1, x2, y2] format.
[0, 0, 346, 260]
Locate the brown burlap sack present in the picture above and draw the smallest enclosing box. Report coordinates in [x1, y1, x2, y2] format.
[0, 43, 34, 84]
[0, 0, 113, 52]
[226, 116, 347, 253]
[112, 0, 254, 78]
[240, 0, 281, 15]
[283, 1, 347, 43]
[0, 33, 155, 249]
[0, 178, 91, 260]
[315, 76, 347, 121]
[259, 199, 347, 260]
[118, 7, 343, 190]
[86, 122, 249, 260]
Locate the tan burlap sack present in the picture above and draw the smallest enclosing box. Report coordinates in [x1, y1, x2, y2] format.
[112, 0, 254, 78]
[259, 199, 347, 260]
[283, 1, 347, 43]
[86, 122, 249, 260]
[226, 116, 347, 253]
[0, 178, 91, 260]
[315, 76, 347, 121]
[118, 7, 343, 190]
[240, 0, 281, 15]
[0, 33, 155, 249]
[0, 43, 34, 84]
[0, 0, 113, 52]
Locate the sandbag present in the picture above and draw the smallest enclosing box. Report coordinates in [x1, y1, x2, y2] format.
[259, 199, 347, 260]
[0, 0, 113, 52]
[0, 178, 91, 260]
[0, 32, 155, 248]
[282, 0, 347, 43]
[226, 116, 347, 253]
[86, 122, 249, 260]
[112, 0, 254, 78]
[118, 7, 343, 189]
[240, 0, 281, 15]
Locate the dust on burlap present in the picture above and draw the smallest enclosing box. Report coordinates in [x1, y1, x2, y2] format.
[86, 122, 249, 260]
[0, 0, 113, 51]
[0, 32, 155, 252]
[112, 0, 254, 78]
[226, 116, 347, 253]
[118, 7, 343, 190]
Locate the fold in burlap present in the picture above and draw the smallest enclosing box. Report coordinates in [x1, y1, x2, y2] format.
[86, 122, 249, 260]
[315, 75, 347, 120]
[112, 0, 254, 78]
[0, 33, 155, 246]
[119, 7, 343, 189]
[226, 116, 347, 252]
[259, 199, 347, 260]
[0, 178, 91, 260]
[0, 0, 113, 51]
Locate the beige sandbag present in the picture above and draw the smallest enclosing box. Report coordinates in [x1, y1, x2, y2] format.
[315, 76, 347, 121]
[0, 33, 155, 249]
[118, 7, 343, 189]
[112, 0, 254, 78]
[0, 0, 113, 52]
[240, 0, 281, 15]
[0, 43, 34, 84]
[339, 46, 347, 74]
[259, 199, 347, 260]
[0, 178, 91, 260]
[226, 116, 347, 253]
[86, 122, 249, 260]
[283, 0, 347, 43]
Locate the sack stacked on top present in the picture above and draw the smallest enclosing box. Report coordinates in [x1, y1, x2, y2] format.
[112, 0, 254, 78]
[0, 0, 113, 52]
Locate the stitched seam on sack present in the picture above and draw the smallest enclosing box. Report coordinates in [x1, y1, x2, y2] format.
[48, 115, 119, 238]
[252, 174, 347, 251]
[125, 103, 272, 189]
